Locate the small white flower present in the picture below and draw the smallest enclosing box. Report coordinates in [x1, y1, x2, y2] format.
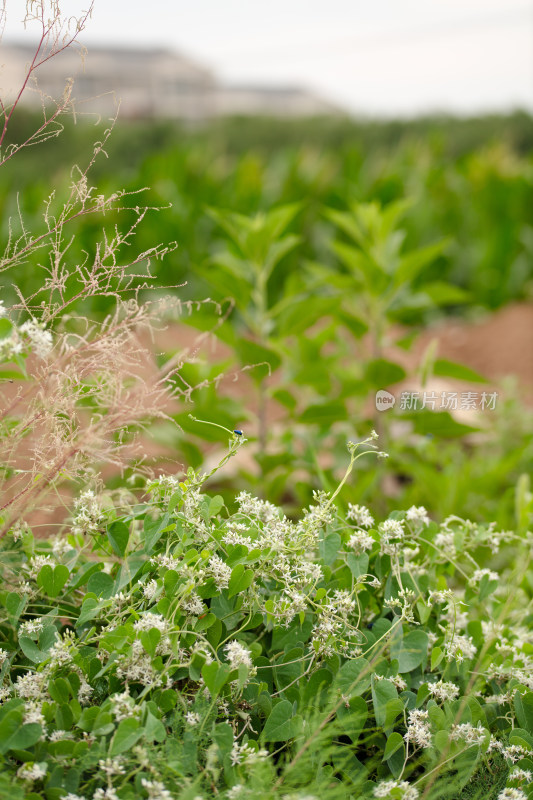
[470, 568, 499, 585]
[509, 769, 532, 783]
[93, 789, 120, 800]
[347, 504, 374, 528]
[19, 319, 53, 358]
[404, 709, 431, 749]
[98, 757, 126, 777]
[374, 779, 419, 799]
[140, 777, 173, 800]
[230, 741, 268, 766]
[450, 722, 486, 746]
[406, 506, 430, 527]
[17, 762, 47, 781]
[427, 680, 460, 702]
[207, 554, 232, 590]
[133, 612, 168, 634]
[143, 579, 158, 600]
[185, 711, 201, 726]
[497, 790, 527, 800]
[225, 640, 253, 671]
[347, 530, 374, 553]
[182, 592, 204, 616]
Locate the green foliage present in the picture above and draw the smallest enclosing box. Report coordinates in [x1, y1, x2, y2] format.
[0, 437, 531, 798]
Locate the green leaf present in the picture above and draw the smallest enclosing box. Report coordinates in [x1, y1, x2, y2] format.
[365, 358, 406, 388]
[262, 700, 303, 742]
[4, 592, 26, 624]
[347, 553, 370, 578]
[0, 369, 26, 380]
[299, 400, 347, 426]
[37, 564, 69, 598]
[19, 635, 54, 664]
[0, 318, 14, 339]
[372, 679, 399, 728]
[433, 359, 486, 383]
[383, 731, 405, 761]
[109, 718, 142, 756]
[394, 239, 450, 286]
[202, 661, 231, 696]
[140, 628, 161, 657]
[392, 630, 428, 673]
[423, 281, 470, 305]
[144, 711, 166, 742]
[431, 647, 444, 671]
[87, 570, 114, 599]
[334, 658, 371, 699]
[76, 598, 100, 628]
[208, 495, 224, 518]
[514, 691, 533, 735]
[407, 409, 479, 438]
[0, 708, 42, 754]
[143, 513, 171, 554]
[107, 520, 130, 557]
[233, 339, 281, 379]
[228, 565, 254, 598]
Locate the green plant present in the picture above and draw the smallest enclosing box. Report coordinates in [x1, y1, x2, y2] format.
[0, 434, 532, 799]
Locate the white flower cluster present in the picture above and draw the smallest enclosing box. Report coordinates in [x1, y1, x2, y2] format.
[230, 740, 268, 766]
[207, 554, 232, 590]
[143, 579, 159, 600]
[225, 640, 254, 672]
[374, 674, 407, 691]
[236, 490, 280, 523]
[19, 617, 45, 637]
[26, 555, 54, 581]
[109, 689, 140, 722]
[115, 639, 167, 687]
[497, 790, 528, 800]
[19, 319, 54, 358]
[223, 522, 252, 548]
[17, 762, 47, 781]
[72, 490, 105, 536]
[347, 529, 375, 553]
[347, 503, 374, 528]
[444, 633, 477, 663]
[406, 505, 430, 527]
[450, 722, 486, 746]
[310, 591, 361, 660]
[404, 709, 432, 749]
[378, 519, 406, 556]
[296, 491, 334, 544]
[427, 679, 460, 702]
[374, 779, 419, 799]
[98, 757, 126, 777]
[470, 568, 499, 585]
[93, 789, 119, 800]
[509, 768, 532, 783]
[141, 778, 174, 800]
[181, 592, 205, 616]
[185, 711, 201, 726]
[49, 629, 76, 667]
[133, 612, 168, 634]
[15, 670, 46, 699]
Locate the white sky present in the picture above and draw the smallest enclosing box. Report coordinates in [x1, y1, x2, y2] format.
[4, 0, 533, 116]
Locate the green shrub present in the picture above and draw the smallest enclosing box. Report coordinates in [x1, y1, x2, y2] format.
[0, 433, 532, 799]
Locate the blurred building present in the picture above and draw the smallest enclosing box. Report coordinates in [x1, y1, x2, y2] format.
[1, 43, 339, 119]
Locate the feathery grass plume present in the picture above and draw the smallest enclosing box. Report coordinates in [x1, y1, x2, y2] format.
[0, 2, 192, 534]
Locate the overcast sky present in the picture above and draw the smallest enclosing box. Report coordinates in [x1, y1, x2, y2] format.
[5, 0, 533, 116]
